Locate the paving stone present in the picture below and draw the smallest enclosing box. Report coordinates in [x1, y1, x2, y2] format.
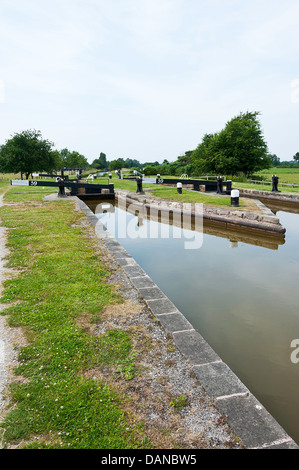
[216, 394, 293, 449]
[116, 257, 136, 266]
[138, 287, 166, 300]
[105, 241, 123, 249]
[193, 362, 249, 398]
[123, 265, 146, 277]
[172, 330, 221, 365]
[130, 276, 157, 289]
[262, 441, 299, 449]
[112, 251, 132, 259]
[145, 298, 179, 315]
[156, 312, 194, 333]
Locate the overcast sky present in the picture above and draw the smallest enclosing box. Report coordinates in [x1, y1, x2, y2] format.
[0, 0, 298, 164]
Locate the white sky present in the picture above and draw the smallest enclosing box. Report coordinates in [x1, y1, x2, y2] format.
[0, 0, 298, 164]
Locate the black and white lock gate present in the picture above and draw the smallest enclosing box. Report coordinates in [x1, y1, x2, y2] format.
[10, 179, 115, 199]
[155, 177, 232, 194]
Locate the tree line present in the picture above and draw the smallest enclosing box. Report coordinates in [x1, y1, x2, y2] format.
[1, 113, 297, 180]
[0, 130, 144, 179]
[144, 111, 299, 176]
[0, 130, 90, 179]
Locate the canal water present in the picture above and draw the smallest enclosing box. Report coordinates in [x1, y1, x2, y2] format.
[88, 198, 299, 445]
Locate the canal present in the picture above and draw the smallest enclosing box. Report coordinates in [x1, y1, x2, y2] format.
[88, 197, 299, 445]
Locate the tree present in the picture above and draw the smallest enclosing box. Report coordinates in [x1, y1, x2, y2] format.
[109, 158, 127, 171]
[0, 129, 56, 179]
[65, 151, 88, 168]
[293, 152, 299, 162]
[51, 150, 64, 171]
[98, 152, 107, 169]
[58, 148, 88, 169]
[124, 158, 141, 168]
[91, 153, 108, 170]
[192, 112, 271, 176]
[268, 153, 280, 166]
[60, 148, 71, 164]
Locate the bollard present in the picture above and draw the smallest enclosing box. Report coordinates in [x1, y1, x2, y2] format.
[136, 177, 144, 194]
[177, 182, 182, 194]
[109, 173, 112, 179]
[272, 174, 280, 192]
[216, 175, 223, 194]
[231, 189, 239, 207]
[58, 181, 66, 197]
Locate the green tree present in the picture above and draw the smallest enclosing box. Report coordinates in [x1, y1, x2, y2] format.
[125, 158, 141, 168]
[109, 158, 127, 171]
[65, 151, 88, 168]
[192, 112, 271, 176]
[60, 148, 71, 164]
[293, 152, 299, 162]
[51, 150, 64, 171]
[191, 133, 219, 174]
[98, 152, 108, 169]
[0, 129, 56, 179]
[91, 152, 108, 169]
[268, 153, 280, 166]
[58, 148, 88, 169]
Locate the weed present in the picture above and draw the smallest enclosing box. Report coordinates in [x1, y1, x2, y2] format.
[169, 394, 188, 411]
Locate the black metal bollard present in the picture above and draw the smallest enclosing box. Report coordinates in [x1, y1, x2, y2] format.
[177, 182, 182, 194]
[272, 174, 279, 192]
[136, 177, 144, 193]
[217, 175, 223, 194]
[231, 189, 239, 207]
[58, 181, 66, 197]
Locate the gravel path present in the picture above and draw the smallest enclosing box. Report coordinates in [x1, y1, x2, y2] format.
[0, 194, 17, 423]
[0, 194, 27, 444]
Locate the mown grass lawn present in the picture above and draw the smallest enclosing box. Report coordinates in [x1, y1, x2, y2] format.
[0, 188, 147, 449]
[257, 167, 299, 184]
[147, 187, 245, 208]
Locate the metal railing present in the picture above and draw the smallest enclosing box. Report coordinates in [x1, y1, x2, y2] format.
[247, 179, 299, 188]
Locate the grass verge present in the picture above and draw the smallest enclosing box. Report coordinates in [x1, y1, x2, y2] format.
[0, 189, 148, 449]
[147, 187, 245, 208]
[233, 181, 299, 193]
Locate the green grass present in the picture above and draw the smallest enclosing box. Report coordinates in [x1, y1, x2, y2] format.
[232, 181, 299, 193]
[248, 167, 299, 191]
[0, 188, 146, 449]
[0, 180, 10, 194]
[148, 187, 244, 208]
[98, 177, 156, 193]
[257, 167, 299, 181]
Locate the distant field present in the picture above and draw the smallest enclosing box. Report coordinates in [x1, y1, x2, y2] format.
[255, 168, 299, 185]
[0, 172, 21, 181]
[232, 182, 299, 193]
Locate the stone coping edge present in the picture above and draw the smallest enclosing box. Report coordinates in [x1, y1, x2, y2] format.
[236, 187, 299, 203]
[74, 196, 298, 450]
[115, 190, 286, 235]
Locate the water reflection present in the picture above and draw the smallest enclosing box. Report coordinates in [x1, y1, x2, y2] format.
[88, 198, 299, 445]
[88, 198, 285, 251]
